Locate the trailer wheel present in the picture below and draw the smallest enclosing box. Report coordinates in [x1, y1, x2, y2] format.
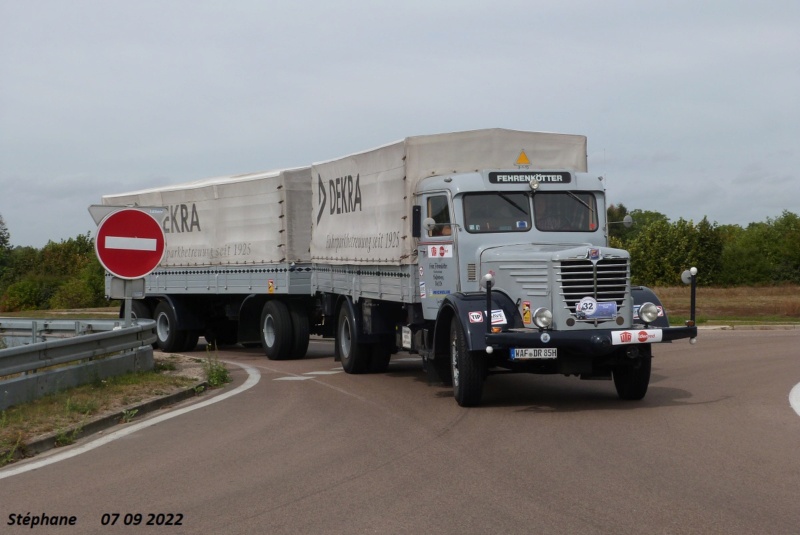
[450, 317, 484, 407]
[289, 303, 310, 359]
[261, 300, 293, 360]
[338, 301, 369, 374]
[129, 300, 151, 321]
[613, 347, 652, 400]
[154, 301, 189, 353]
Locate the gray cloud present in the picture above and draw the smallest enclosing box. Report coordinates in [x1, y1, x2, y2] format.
[1, 0, 799, 246]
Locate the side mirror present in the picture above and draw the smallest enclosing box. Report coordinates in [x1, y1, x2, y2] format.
[412, 206, 422, 238]
[622, 214, 633, 228]
[422, 217, 437, 232]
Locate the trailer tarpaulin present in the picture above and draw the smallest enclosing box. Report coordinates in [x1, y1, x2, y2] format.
[310, 128, 587, 265]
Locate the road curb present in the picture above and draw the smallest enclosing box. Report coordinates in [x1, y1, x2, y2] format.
[11, 381, 209, 462]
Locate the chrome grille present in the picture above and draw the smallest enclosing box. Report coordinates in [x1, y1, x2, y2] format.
[558, 258, 629, 318]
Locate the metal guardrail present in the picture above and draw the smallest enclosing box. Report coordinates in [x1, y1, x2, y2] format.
[0, 318, 157, 411]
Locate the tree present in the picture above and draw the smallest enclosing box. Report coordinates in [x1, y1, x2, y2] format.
[0, 213, 9, 252]
[627, 217, 722, 287]
[0, 214, 10, 277]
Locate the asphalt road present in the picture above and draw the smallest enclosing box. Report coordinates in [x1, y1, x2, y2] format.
[1, 329, 798, 534]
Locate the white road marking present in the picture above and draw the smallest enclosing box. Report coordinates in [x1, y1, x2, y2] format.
[274, 376, 313, 381]
[0, 361, 260, 480]
[304, 371, 342, 376]
[105, 236, 157, 251]
[790, 382, 800, 418]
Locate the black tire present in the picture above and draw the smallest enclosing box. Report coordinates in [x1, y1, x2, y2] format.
[130, 300, 151, 321]
[613, 348, 652, 400]
[289, 302, 310, 359]
[154, 301, 189, 353]
[338, 300, 369, 374]
[368, 340, 392, 373]
[450, 317, 484, 407]
[261, 300, 293, 360]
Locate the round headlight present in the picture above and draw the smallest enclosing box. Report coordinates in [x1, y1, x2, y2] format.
[639, 302, 659, 324]
[533, 307, 553, 329]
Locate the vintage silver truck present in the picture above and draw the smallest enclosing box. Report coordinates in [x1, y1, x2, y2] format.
[102, 128, 698, 406]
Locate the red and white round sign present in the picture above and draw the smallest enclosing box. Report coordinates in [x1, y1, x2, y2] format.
[95, 208, 165, 279]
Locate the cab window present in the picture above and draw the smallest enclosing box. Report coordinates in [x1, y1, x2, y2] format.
[533, 192, 598, 232]
[427, 195, 452, 237]
[463, 192, 531, 233]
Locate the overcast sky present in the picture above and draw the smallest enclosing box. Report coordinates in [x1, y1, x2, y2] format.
[1, 0, 798, 248]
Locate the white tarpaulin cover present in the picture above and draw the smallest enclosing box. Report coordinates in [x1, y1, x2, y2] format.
[102, 168, 312, 267]
[311, 128, 587, 265]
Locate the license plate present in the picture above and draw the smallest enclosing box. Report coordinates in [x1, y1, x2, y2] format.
[513, 348, 557, 360]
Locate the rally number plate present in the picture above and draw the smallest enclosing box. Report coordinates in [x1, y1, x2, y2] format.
[513, 348, 557, 360]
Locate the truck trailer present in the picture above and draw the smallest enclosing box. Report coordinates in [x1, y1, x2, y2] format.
[101, 128, 698, 406]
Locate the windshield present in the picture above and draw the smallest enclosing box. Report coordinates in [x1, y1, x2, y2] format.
[463, 193, 531, 233]
[533, 192, 598, 232]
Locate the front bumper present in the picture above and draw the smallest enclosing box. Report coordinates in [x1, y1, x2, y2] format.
[485, 325, 698, 356]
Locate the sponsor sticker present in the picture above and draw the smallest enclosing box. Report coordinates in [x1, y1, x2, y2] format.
[429, 244, 453, 258]
[490, 309, 507, 325]
[522, 301, 532, 325]
[611, 329, 663, 345]
[419, 281, 426, 298]
[469, 311, 484, 323]
[577, 297, 617, 319]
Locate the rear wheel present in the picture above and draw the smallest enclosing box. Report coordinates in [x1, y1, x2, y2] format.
[338, 300, 369, 374]
[368, 339, 392, 373]
[261, 300, 293, 360]
[289, 302, 310, 359]
[129, 300, 151, 321]
[450, 317, 484, 407]
[154, 301, 189, 353]
[613, 346, 652, 400]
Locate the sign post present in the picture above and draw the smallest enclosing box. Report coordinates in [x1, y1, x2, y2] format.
[91, 207, 166, 327]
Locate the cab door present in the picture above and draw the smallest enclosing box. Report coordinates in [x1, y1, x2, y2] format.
[417, 193, 459, 320]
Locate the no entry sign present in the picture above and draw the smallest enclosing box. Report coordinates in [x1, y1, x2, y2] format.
[95, 208, 166, 279]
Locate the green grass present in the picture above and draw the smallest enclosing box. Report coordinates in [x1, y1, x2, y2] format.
[0, 363, 196, 466]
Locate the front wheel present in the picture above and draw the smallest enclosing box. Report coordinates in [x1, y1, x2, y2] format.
[450, 317, 484, 407]
[613, 347, 652, 400]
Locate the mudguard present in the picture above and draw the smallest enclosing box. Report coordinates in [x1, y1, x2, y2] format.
[631, 286, 671, 328]
[437, 291, 523, 352]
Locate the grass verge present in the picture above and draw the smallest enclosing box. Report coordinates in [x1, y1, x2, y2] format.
[655, 284, 800, 325]
[0, 354, 201, 467]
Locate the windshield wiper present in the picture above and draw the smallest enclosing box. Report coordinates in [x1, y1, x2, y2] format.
[497, 193, 528, 215]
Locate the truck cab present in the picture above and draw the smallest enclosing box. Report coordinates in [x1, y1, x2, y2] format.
[412, 169, 697, 406]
